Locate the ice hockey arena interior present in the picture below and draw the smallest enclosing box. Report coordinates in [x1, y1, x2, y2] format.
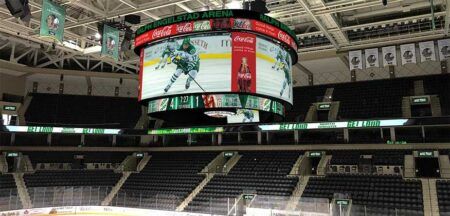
[2, 0, 450, 215]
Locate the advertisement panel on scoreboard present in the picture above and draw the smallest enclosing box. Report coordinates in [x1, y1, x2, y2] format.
[256, 37, 293, 104]
[141, 34, 232, 100]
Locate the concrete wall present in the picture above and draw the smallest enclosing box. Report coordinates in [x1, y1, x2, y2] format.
[0, 73, 26, 100]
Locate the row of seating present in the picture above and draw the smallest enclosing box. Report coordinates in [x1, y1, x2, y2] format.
[302, 174, 423, 213]
[285, 73, 450, 121]
[114, 152, 218, 210]
[186, 151, 300, 215]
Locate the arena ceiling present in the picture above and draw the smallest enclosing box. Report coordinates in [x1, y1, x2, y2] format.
[0, 0, 448, 81]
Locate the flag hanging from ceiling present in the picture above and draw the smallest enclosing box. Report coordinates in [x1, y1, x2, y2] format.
[437, 39, 450, 61]
[400, 43, 416, 65]
[348, 50, 362, 70]
[40, 0, 66, 43]
[418, 41, 436, 62]
[101, 25, 120, 61]
[381, 46, 397, 67]
[364, 48, 379, 68]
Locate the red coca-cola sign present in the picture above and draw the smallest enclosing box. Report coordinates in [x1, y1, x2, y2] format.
[152, 26, 173, 39]
[233, 36, 254, 44]
[176, 22, 193, 33]
[277, 31, 290, 44]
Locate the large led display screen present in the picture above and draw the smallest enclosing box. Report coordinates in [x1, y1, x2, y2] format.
[140, 33, 293, 104]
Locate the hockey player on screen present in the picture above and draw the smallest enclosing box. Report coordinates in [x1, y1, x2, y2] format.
[279, 55, 292, 98]
[155, 39, 178, 70]
[242, 109, 254, 123]
[272, 48, 288, 71]
[163, 38, 200, 93]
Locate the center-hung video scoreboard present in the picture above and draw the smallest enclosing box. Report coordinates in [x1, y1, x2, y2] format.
[134, 10, 299, 119]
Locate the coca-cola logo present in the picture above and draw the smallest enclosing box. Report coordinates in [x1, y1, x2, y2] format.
[176, 22, 193, 33]
[278, 31, 290, 43]
[234, 36, 254, 44]
[152, 26, 173, 39]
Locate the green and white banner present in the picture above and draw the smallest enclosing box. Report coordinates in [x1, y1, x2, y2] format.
[258, 119, 409, 131]
[101, 25, 120, 61]
[40, 0, 66, 43]
[4, 126, 121, 135]
[148, 127, 224, 135]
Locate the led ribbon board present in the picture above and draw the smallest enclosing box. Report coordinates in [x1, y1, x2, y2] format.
[258, 119, 409, 131]
[148, 127, 224, 135]
[148, 94, 283, 116]
[4, 126, 121, 135]
[135, 10, 299, 52]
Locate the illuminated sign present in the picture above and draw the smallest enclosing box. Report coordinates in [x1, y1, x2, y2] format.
[418, 151, 434, 157]
[335, 199, 349, 206]
[411, 96, 430, 105]
[308, 151, 322, 157]
[258, 119, 409, 131]
[3, 105, 17, 111]
[4, 126, 121, 134]
[317, 103, 331, 110]
[148, 127, 224, 135]
[243, 194, 255, 200]
[6, 152, 19, 157]
[224, 152, 234, 157]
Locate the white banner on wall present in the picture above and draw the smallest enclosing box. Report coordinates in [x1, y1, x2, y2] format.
[348, 50, 363, 70]
[437, 39, 450, 61]
[0, 206, 214, 216]
[381, 46, 397, 67]
[400, 43, 416, 65]
[364, 48, 379, 68]
[418, 41, 436, 62]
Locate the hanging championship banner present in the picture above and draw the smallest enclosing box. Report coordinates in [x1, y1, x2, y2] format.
[400, 44, 416, 65]
[382, 46, 397, 67]
[437, 39, 450, 61]
[101, 25, 120, 61]
[364, 48, 379, 68]
[419, 41, 436, 62]
[40, 0, 66, 43]
[348, 50, 362, 70]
